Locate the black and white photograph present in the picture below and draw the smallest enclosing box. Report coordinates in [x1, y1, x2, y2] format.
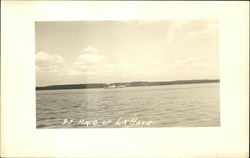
[2, 1, 249, 158]
[36, 20, 220, 128]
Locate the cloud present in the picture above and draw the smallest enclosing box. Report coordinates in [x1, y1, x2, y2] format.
[165, 20, 218, 46]
[117, 62, 135, 70]
[67, 46, 104, 76]
[172, 57, 197, 67]
[103, 62, 135, 73]
[169, 57, 218, 79]
[36, 52, 65, 73]
[172, 57, 214, 70]
[66, 46, 218, 81]
[67, 69, 97, 76]
[83, 45, 98, 53]
[68, 46, 137, 77]
[75, 46, 104, 65]
[77, 53, 104, 65]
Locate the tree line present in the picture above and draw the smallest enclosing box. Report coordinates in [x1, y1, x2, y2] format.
[36, 79, 219, 90]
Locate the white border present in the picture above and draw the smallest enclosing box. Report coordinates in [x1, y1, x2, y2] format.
[1, 1, 249, 157]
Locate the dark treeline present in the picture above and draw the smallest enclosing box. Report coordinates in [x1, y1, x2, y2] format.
[36, 83, 107, 90]
[36, 79, 220, 91]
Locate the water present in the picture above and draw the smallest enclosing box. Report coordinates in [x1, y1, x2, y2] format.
[36, 83, 220, 128]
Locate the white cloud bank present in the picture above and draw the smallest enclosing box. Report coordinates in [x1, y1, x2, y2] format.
[67, 46, 104, 76]
[77, 52, 104, 65]
[36, 46, 218, 84]
[36, 51, 65, 73]
[67, 46, 138, 78]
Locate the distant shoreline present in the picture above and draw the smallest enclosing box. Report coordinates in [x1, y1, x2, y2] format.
[36, 79, 220, 91]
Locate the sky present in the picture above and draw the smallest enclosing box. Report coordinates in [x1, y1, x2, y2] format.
[36, 20, 219, 86]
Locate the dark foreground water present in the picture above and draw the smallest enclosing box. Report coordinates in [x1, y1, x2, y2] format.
[36, 83, 220, 128]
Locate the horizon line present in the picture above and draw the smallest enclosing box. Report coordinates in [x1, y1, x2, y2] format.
[36, 78, 220, 88]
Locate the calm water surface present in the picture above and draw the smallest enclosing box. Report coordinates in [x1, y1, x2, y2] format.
[36, 83, 220, 128]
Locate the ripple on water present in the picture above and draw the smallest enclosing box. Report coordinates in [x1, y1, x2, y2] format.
[36, 83, 220, 128]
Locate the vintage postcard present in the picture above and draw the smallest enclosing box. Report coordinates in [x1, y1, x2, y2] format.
[1, 1, 249, 158]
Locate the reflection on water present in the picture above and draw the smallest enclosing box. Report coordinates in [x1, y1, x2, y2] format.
[36, 83, 220, 128]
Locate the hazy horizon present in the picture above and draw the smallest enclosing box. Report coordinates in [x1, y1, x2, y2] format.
[36, 78, 220, 87]
[36, 20, 219, 87]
